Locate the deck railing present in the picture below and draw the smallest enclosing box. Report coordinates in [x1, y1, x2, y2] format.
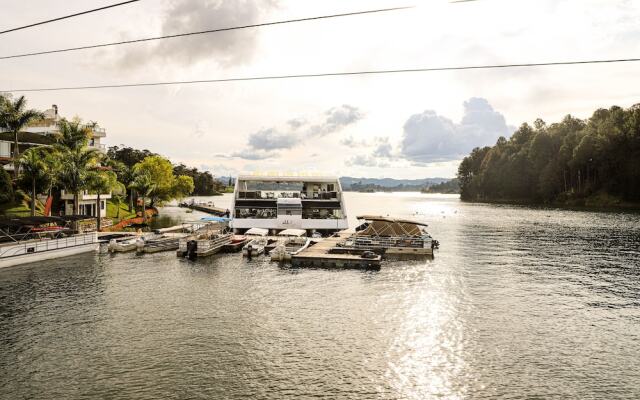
[0, 233, 97, 259]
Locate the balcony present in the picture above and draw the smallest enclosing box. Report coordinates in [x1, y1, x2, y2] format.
[60, 190, 112, 201]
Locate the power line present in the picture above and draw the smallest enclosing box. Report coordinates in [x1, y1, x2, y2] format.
[0, 0, 141, 35]
[4, 57, 639, 93]
[0, 6, 413, 61]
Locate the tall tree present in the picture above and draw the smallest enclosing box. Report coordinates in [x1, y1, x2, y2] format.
[0, 95, 44, 179]
[54, 120, 101, 215]
[129, 172, 155, 223]
[19, 148, 49, 216]
[87, 170, 121, 231]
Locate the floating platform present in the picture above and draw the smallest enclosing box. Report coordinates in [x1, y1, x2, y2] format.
[291, 232, 381, 270]
[179, 203, 227, 216]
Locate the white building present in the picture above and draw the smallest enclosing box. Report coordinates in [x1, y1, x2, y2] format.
[0, 105, 111, 218]
[231, 174, 349, 236]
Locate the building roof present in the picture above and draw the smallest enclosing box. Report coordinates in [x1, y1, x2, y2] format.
[0, 131, 56, 145]
[355, 215, 429, 237]
[238, 174, 338, 183]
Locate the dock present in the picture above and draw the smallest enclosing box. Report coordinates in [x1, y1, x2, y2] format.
[291, 232, 381, 269]
[179, 202, 228, 216]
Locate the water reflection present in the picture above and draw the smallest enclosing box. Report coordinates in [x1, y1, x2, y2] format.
[1, 193, 639, 399]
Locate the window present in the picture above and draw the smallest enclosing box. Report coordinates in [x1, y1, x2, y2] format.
[0, 142, 10, 157]
[101, 201, 105, 210]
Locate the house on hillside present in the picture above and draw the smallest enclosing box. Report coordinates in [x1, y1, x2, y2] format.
[0, 105, 111, 218]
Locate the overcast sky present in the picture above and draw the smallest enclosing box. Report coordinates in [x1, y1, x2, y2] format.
[1, 0, 639, 178]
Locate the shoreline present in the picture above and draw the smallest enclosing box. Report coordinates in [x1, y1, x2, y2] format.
[461, 197, 640, 213]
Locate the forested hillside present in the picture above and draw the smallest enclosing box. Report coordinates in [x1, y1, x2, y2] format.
[458, 104, 640, 206]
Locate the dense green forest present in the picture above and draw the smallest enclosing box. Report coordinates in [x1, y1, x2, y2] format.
[458, 104, 640, 207]
[107, 146, 224, 196]
[421, 178, 460, 194]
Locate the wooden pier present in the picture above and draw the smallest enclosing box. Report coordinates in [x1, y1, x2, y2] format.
[180, 203, 228, 216]
[291, 232, 381, 269]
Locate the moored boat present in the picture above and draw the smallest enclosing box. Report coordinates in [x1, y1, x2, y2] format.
[0, 216, 99, 269]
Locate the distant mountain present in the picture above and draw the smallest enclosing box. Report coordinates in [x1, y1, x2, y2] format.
[339, 177, 450, 191]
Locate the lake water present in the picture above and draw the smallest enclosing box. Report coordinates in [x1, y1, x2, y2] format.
[1, 193, 639, 399]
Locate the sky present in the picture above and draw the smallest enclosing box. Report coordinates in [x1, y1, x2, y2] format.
[1, 0, 639, 179]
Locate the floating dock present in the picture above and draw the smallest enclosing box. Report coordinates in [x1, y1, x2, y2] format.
[180, 203, 228, 216]
[291, 232, 381, 269]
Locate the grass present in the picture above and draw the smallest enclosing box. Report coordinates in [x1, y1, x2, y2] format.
[106, 199, 137, 221]
[0, 198, 44, 217]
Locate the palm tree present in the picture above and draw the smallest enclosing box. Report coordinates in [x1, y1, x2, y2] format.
[129, 172, 155, 223]
[19, 148, 48, 216]
[87, 170, 121, 231]
[54, 120, 100, 215]
[0, 96, 44, 179]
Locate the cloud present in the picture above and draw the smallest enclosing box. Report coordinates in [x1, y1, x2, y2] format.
[372, 137, 394, 158]
[307, 105, 364, 137]
[247, 128, 299, 150]
[287, 118, 307, 130]
[230, 149, 278, 160]
[117, 0, 278, 68]
[346, 155, 390, 168]
[231, 104, 363, 159]
[400, 98, 513, 163]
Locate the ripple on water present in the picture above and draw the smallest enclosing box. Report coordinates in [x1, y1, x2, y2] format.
[1, 193, 639, 399]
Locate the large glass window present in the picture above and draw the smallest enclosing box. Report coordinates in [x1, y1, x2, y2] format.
[235, 208, 277, 219]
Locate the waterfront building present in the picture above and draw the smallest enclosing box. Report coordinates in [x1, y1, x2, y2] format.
[231, 174, 348, 236]
[0, 105, 111, 218]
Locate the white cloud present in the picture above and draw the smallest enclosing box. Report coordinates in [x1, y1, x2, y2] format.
[400, 98, 513, 163]
[117, 0, 279, 68]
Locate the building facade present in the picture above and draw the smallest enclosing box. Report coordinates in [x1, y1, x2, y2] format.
[0, 105, 111, 218]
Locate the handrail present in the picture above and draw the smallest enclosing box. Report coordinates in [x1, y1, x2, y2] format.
[0, 233, 96, 258]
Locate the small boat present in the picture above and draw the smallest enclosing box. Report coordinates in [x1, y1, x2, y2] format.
[270, 237, 312, 262]
[0, 216, 99, 269]
[108, 237, 138, 252]
[241, 228, 270, 257]
[243, 237, 269, 257]
[264, 229, 307, 255]
[177, 222, 233, 260]
[136, 233, 185, 254]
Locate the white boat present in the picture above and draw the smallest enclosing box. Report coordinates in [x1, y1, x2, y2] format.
[177, 222, 233, 260]
[270, 238, 312, 262]
[231, 174, 348, 237]
[136, 233, 185, 254]
[108, 237, 138, 252]
[241, 227, 270, 257]
[0, 216, 99, 269]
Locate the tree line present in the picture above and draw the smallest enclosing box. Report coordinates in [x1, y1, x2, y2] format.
[107, 145, 227, 196]
[0, 94, 196, 227]
[458, 104, 640, 206]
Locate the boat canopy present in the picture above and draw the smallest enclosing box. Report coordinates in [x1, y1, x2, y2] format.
[200, 217, 230, 222]
[355, 215, 428, 237]
[278, 229, 307, 237]
[245, 228, 269, 236]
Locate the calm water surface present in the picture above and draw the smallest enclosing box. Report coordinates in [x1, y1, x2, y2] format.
[1, 193, 640, 399]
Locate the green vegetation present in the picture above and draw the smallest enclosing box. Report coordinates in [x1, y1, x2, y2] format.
[108, 145, 223, 196]
[0, 94, 198, 227]
[0, 95, 44, 179]
[106, 198, 136, 220]
[458, 104, 640, 207]
[0, 168, 13, 204]
[421, 178, 460, 194]
[131, 155, 194, 207]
